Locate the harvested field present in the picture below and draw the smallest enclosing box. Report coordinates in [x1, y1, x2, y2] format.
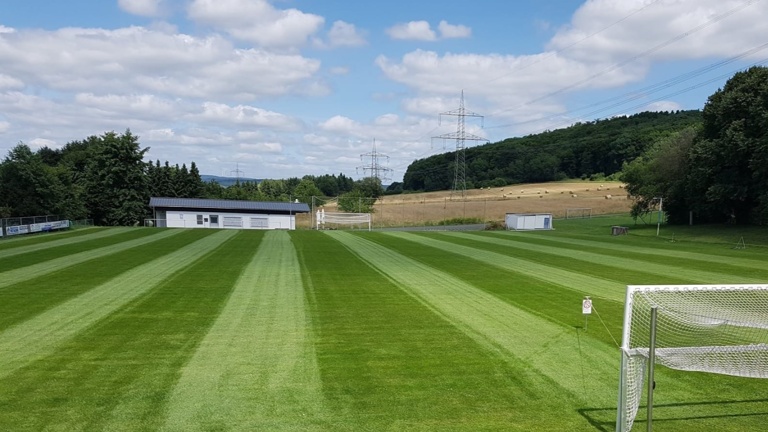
[305, 181, 631, 228]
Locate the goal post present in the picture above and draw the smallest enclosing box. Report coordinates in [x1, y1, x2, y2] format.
[616, 284, 768, 432]
[566, 207, 592, 219]
[316, 209, 372, 231]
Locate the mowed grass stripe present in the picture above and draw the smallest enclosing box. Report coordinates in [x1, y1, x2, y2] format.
[0, 229, 163, 273]
[0, 226, 100, 248]
[444, 232, 766, 284]
[0, 231, 257, 431]
[329, 231, 619, 405]
[384, 231, 626, 302]
[501, 231, 768, 272]
[0, 229, 183, 290]
[162, 230, 326, 431]
[365, 232, 626, 348]
[0, 230, 236, 380]
[0, 230, 215, 331]
[0, 227, 133, 259]
[295, 231, 588, 431]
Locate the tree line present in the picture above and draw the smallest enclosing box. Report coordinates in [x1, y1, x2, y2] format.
[0, 130, 382, 225]
[623, 66, 768, 225]
[402, 110, 702, 191]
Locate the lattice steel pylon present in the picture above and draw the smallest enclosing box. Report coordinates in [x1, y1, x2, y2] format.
[433, 91, 487, 199]
[358, 138, 393, 184]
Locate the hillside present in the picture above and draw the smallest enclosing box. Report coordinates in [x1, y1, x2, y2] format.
[403, 110, 702, 191]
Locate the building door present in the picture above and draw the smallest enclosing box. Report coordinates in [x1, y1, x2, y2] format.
[210, 215, 219, 228]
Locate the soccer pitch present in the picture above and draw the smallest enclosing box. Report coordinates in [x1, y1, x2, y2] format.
[1, 219, 767, 431]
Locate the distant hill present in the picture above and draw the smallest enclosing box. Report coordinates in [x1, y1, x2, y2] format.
[200, 175, 262, 187]
[403, 110, 702, 192]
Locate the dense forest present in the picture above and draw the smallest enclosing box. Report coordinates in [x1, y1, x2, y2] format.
[623, 66, 768, 225]
[0, 131, 370, 225]
[402, 110, 703, 191]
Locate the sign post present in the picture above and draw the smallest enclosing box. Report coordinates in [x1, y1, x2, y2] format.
[582, 296, 592, 330]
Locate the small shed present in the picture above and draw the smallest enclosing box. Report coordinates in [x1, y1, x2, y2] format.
[505, 213, 553, 230]
[148, 197, 310, 230]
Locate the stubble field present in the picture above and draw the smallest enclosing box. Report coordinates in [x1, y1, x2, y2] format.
[1, 217, 767, 431]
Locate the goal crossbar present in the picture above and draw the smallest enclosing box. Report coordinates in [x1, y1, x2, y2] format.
[316, 210, 371, 231]
[617, 284, 768, 431]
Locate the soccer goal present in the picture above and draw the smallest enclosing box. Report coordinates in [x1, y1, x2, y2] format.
[616, 284, 768, 431]
[566, 207, 592, 219]
[316, 209, 371, 231]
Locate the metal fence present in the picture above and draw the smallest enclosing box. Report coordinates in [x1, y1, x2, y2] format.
[0, 215, 73, 238]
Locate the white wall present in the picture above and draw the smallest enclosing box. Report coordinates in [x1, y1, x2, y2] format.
[505, 213, 553, 230]
[164, 210, 296, 230]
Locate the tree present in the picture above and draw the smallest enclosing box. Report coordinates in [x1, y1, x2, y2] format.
[686, 66, 768, 224]
[622, 128, 697, 223]
[0, 143, 63, 217]
[293, 179, 323, 205]
[84, 130, 149, 225]
[355, 177, 384, 198]
[338, 189, 375, 213]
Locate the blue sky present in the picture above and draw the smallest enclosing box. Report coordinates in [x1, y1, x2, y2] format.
[0, 0, 765, 181]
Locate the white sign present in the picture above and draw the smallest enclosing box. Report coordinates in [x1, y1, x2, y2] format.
[582, 298, 593, 315]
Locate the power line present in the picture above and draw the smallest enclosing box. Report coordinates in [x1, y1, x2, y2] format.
[484, 42, 768, 131]
[485, 0, 762, 119]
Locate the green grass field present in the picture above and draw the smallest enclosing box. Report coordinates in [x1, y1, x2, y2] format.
[1, 217, 767, 431]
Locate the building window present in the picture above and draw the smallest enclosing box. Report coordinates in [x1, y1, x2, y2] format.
[197, 214, 203, 225]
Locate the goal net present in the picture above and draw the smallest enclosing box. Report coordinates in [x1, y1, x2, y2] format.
[316, 209, 371, 231]
[566, 207, 592, 219]
[617, 284, 768, 431]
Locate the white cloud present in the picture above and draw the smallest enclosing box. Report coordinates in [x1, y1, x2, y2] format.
[239, 142, 283, 153]
[0, 26, 324, 100]
[195, 102, 304, 131]
[438, 20, 471, 39]
[386, 21, 436, 41]
[187, 0, 324, 50]
[548, 0, 768, 63]
[0, 74, 24, 91]
[386, 20, 471, 41]
[644, 100, 683, 112]
[118, 0, 165, 17]
[329, 66, 349, 75]
[318, 115, 360, 133]
[326, 21, 367, 47]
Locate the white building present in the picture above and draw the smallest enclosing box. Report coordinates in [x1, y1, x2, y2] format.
[148, 197, 310, 230]
[505, 213, 553, 230]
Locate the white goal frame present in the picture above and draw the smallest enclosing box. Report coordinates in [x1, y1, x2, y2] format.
[316, 209, 371, 231]
[616, 284, 768, 432]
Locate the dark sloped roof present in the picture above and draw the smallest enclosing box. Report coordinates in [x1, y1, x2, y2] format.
[149, 197, 310, 213]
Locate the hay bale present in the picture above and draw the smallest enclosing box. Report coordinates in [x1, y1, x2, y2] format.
[545, 190, 549, 194]
[605, 194, 612, 199]
[571, 194, 578, 198]
[539, 195, 543, 198]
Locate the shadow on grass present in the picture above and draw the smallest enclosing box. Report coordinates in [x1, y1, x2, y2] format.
[578, 398, 768, 431]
